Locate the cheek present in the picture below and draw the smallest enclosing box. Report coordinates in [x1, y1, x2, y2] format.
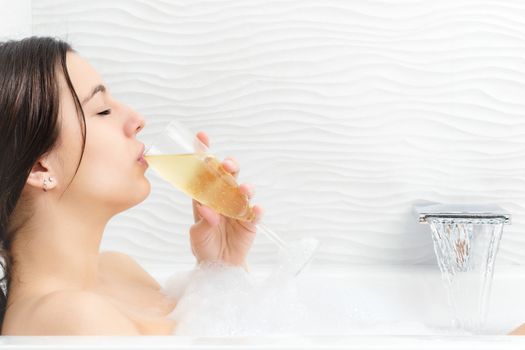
[80, 134, 130, 191]
[65, 134, 151, 209]
[74, 130, 128, 190]
[80, 141, 151, 208]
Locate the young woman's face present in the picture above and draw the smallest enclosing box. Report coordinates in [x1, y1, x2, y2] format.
[51, 52, 150, 214]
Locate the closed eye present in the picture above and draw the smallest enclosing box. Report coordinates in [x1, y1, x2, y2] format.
[98, 109, 111, 116]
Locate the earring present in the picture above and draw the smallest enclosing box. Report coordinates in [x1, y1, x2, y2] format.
[42, 177, 53, 192]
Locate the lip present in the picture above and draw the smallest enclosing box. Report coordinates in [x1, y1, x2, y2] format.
[137, 144, 145, 160]
[137, 144, 148, 167]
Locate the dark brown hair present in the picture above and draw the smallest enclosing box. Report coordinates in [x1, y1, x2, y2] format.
[0, 36, 87, 330]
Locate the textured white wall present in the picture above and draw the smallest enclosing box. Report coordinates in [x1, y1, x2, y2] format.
[26, 0, 525, 267]
[0, 0, 31, 39]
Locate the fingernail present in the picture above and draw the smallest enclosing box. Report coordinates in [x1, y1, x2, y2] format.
[224, 161, 236, 171]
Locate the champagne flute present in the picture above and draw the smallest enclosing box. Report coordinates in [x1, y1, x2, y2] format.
[143, 120, 319, 276]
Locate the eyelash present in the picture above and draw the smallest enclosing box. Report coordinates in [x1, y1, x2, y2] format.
[98, 109, 111, 116]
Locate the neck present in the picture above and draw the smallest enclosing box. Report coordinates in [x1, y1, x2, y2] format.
[9, 192, 112, 297]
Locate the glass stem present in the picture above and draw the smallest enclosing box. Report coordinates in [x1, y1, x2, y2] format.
[255, 222, 289, 251]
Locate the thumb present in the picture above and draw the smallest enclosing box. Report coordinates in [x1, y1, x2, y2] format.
[190, 204, 220, 237]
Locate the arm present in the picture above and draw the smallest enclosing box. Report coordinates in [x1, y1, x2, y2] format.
[509, 324, 525, 335]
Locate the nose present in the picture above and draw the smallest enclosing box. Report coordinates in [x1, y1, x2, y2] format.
[122, 104, 146, 137]
[136, 116, 145, 133]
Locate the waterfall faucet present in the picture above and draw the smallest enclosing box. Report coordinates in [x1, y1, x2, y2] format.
[414, 202, 511, 331]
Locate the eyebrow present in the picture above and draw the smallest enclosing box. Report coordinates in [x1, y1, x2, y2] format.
[81, 84, 106, 105]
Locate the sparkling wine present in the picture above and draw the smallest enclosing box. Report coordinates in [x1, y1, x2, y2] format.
[145, 153, 254, 221]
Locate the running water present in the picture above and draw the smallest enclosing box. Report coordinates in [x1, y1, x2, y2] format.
[427, 217, 505, 332]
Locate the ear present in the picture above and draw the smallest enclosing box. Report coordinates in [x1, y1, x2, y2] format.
[26, 156, 58, 192]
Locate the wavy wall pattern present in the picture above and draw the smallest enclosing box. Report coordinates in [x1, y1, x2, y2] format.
[31, 0, 525, 266]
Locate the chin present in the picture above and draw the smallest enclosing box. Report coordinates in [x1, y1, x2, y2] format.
[136, 177, 152, 203]
[123, 177, 152, 211]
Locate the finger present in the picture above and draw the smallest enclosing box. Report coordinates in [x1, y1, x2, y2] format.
[222, 156, 239, 178]
[196, 131, 210, 148]
[190, 204, 220, 245]
[239, 183, 255, 199]
[192, 199, 202, 222]
[195, 203, 221, 227]
[251, 205, 264, 225]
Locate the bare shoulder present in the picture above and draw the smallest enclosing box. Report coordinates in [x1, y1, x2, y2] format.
[98, 250, 161, 290]
[20, 290, 140, 335]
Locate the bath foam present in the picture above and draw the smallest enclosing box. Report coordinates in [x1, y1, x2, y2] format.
[162, 262, 471, 336]
[163, 261, 308, 336]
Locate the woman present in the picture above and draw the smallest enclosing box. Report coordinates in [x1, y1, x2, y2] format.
[0, 36, 263, 335]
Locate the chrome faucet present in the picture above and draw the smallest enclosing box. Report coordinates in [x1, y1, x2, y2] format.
[415, 202, 511, 331]
[416, 203, 511, 224]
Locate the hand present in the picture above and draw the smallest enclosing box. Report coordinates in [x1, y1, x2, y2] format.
[189, 131, 264, 270]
